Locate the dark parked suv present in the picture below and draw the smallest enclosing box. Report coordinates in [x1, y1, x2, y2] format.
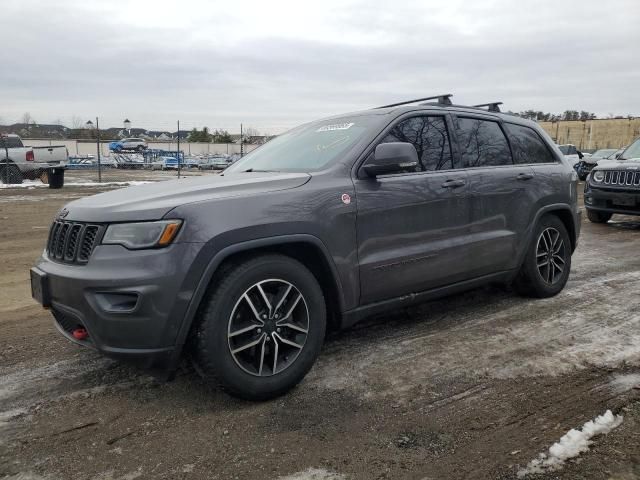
[584, 136, 640, 223]
[31, 95, 580, 399]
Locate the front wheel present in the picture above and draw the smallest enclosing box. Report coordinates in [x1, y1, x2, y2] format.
[193, 254, 326, 400]
[514, 215, 572, 298]
[587, 210, 612, 224]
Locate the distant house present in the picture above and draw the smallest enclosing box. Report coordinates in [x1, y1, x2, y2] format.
[0, 123, 68, 139]
[146, 131, 174, 140]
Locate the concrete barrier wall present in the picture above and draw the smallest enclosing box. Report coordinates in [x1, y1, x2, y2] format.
[21, 139, 259, 157]
[539, 118, 640, 151]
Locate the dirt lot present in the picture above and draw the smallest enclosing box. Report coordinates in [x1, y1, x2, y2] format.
[1, 180, 640, 480]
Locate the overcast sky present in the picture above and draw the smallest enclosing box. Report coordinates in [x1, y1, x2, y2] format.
[2, 0, 639, 133]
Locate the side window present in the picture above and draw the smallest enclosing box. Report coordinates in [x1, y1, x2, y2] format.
[454, 117, 512, 167]
[505, 124, 557, 164]
[380, 116, 455, 172]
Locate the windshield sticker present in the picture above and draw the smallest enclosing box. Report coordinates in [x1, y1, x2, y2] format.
[316, 123, 354, 132]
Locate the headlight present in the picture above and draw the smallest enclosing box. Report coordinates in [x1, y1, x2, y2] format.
[593, 170, 605, 183]
[102, 220, 182, 249]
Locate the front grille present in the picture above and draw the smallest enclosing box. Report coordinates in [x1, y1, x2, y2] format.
[47, 220, 103, 264]
[603, 170, 640, 187]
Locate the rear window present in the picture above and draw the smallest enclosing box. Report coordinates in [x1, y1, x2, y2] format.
[454, 117, 512, 167]
[505, 124, 556, 164]
[2, 136, 23, 148]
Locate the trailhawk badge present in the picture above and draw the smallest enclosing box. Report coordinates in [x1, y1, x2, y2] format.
[341, 193, 351, 205]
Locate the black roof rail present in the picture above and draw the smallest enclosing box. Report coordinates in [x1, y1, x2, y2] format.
[472, 102, 503, 113]
[376, 94, 453, 109]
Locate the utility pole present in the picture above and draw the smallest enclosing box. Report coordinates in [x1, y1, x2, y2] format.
[177, 120, 181, 179]
[2, 135, 9, 183]
[240, 123, 243, 157]
[96, 117, 102, 183]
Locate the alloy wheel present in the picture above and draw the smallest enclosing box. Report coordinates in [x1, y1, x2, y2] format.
[536, 227, 566, 285]
[227, 279, 309, 376]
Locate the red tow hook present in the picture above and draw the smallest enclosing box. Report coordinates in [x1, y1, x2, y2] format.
[72, 327, 89, 340]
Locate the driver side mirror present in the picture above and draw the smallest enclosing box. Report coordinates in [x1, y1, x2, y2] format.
[362, 142, 419, 178]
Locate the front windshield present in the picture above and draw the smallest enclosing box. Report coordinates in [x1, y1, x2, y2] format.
[225, 115, 381, 173]
[621, 138, 640, 160]
[593, 149, 616, 158]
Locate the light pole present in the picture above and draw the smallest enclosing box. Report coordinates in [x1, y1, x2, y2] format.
[124, 118, 131, 136]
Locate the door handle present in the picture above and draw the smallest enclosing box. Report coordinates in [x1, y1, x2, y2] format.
[517, 173, 534, 181]
[441, 179, 466, 189]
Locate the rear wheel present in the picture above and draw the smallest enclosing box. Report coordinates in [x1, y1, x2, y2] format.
[514, 215, 571, 298]
[0, 164, 23, 184]
[193, 254, 326, 400]
[587, 209, 612, 224]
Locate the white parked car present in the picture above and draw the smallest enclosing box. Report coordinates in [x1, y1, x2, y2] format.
[114, 138, 147, 152]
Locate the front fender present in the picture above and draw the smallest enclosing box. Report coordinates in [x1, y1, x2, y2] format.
[166, 233, 345, 373]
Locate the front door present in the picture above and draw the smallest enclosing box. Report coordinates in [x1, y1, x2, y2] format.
[355, 114, 472, 304]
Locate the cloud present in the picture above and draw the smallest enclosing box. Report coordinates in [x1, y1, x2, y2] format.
[1, 0, 638, 132]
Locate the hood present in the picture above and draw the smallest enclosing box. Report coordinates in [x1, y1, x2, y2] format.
[63, 171, 311, 222]
[593, 158, 640, 170]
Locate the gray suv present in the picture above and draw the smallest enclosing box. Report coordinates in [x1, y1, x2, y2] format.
[31, 95, 581, 400]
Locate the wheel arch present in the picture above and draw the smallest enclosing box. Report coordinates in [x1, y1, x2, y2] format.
[547, 208, 577, 252]
[516, 204, 577, 273]
[169, 234, 345, 371]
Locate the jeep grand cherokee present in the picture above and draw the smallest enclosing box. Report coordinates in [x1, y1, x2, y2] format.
[31, 95, 580, 400]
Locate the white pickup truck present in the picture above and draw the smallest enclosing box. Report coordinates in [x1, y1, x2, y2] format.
[0, 134, 67, 184]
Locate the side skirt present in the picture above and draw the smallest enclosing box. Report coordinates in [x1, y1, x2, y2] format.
[340, 270, 515, 329]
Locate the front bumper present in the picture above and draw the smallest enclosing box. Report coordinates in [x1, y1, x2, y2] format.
[32, 242, 203, 370]
[584, 184, 640, 216]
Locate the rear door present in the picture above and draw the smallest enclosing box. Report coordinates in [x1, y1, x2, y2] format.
[355, 113, 472, 304]
[452, 115, 537, 276]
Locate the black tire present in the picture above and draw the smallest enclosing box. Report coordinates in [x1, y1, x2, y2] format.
[587, 209, 612, 224]
[514, 215, 572, 298]
[578, 173, 587, 181]
[0, 164, 23, 184]
[193, 254, 326, 400]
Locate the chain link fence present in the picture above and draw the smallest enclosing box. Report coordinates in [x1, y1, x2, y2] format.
[1, 136, 262, 187]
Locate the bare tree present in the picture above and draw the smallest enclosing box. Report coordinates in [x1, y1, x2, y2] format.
[71, 116, 84, 129]
[243, 126, 260, 142]
[21, 112, 35, 125]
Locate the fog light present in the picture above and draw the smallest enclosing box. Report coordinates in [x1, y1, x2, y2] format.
[94, 292, 139, 313]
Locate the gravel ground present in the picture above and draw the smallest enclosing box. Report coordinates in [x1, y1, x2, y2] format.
[0, 181, 639, 480]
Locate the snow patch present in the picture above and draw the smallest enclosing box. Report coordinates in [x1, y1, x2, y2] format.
[0, 180, 153, 189]
[608, 373, 640, 394]
[277, 468, 346, 480]
[517, 410, 623, 477]
[2, 474, 51, 480]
